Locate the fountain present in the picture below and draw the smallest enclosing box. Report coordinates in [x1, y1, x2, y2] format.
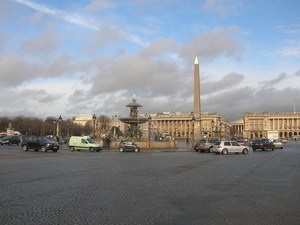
[119, 95, 148, 140]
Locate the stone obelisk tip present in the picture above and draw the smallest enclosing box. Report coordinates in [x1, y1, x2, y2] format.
[194, 56, 198, 64]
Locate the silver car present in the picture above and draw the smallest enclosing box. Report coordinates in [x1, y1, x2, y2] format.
[213, 140, 249, 155]
[273, 139, 283, 149]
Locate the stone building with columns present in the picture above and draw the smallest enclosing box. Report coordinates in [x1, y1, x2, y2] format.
[232, 112, 300, 139]
[143, 112, 231, 141]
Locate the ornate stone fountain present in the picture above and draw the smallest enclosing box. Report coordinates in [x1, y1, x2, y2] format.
[119, 95, 148, 140]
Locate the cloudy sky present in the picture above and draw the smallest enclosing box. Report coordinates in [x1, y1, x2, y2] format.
[1, 0, 299, 123]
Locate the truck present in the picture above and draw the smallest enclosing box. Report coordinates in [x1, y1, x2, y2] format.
[267, 131, 278, 141]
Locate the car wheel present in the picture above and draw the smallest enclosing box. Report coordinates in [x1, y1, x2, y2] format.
[89, 147, 95, 152]
[200, 150, 205, 153]
[119, 147, 124, 152]
[242, 148, 248, 154]
[96, 149, 100, 152]
[22, 145, 28, 151]
[281, 147, 283, 149]
[134, 148, 139, 153]
[262, 147, 266, 151]
[70, 147, 75, 151]
[272, 146, 274, 151]
[209, 147, 213, 153]
[253, 149, 256, 151]
[222, 149, 228, 155]
[41, 146, 47, 152]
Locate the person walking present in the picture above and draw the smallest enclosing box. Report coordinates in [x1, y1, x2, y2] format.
[106, 137, 111, 148]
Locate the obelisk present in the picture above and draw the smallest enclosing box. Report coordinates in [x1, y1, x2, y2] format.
[194, 56, 201, 118]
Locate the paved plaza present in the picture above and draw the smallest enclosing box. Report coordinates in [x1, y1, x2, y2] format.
[1, 142, 300, 224]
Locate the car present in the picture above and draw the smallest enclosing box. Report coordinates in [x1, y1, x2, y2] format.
[213, 140, 249, 155]
[21, 135, 59, 152]
[194, 139, 219, 153]
[251, 138, 275, 151]
[118, 140, 140, 152]
[68, 136, 102, 152]
[236, 139, 247, 146]
[1, 135, 21, 145]
[273, 139, 283, 149]
[278, 137, 287, 143]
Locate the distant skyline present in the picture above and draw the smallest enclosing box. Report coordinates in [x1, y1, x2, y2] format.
[0, 0, 299, 123]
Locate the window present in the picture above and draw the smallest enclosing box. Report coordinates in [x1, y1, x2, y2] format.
[224, 142, 231, 146]
[231, 142, 239, 146]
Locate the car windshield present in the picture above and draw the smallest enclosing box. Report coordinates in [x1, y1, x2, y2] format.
[273, 139, 282, 143]
[39, 136, 50, 141]
[87, 138, 95, 143]
[199, 140, 207, 143]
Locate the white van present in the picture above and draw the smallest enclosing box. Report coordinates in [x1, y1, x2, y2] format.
[69, 136, 103, 152]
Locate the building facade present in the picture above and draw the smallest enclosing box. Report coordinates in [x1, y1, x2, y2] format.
[232, 112, 300, 139]
[142, 112, 231, 141]
[73, 114, 95, 126]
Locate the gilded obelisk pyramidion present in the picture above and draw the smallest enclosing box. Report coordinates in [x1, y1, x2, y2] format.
[193, 56, 201, 118]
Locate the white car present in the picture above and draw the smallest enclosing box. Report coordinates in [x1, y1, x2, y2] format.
[273, 139, 283, 149]
[213, 140, 249, 155]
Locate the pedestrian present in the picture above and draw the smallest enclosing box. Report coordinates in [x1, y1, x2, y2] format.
[106, 137, 110, 148]
[186, 137, 189, 144]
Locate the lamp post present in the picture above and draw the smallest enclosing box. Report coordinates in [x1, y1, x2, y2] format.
[148, 115, 152, 151]
[190, 116, 195, 150]
[92, 114, 96, 139]
[67, 120, 70, 137]
[57, 115, 62, 137]
[53, 118, 56, 137]
[211, 119, 215, 138]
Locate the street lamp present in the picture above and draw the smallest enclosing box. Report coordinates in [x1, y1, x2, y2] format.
[190, 116, 195, 150]
[57, 115, 62, 136]
[148, 115, 152, 150]
[92, 114, 96, 139]
[211, 119, 215, 138]
[53, 118, 56, 137]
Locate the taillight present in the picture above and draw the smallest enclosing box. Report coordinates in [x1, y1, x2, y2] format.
[218, 145, 222, 148]
[260, 143, 263, 146]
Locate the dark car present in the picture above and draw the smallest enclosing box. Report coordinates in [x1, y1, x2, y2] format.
[1, 135, 21, 145]
[251, 138, 275, 151]
[194, 139, 219, 153]
[21, 135, 59, 152]
[118, 140, 140, 152]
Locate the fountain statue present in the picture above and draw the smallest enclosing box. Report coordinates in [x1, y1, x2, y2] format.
[119, 95, 148, 140]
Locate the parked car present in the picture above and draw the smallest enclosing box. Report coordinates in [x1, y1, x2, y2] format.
[213, 140, 249, 155]
[278, 137, 287, 143]
[194, 139, 219, 153]
[251, 138, 275, 151]
[273, 139, 283, 149]
[68, 136, 102, 152]
[118, 140, 140, 152]
[21, 135, 59, 152]
[1, 135, 21, 146]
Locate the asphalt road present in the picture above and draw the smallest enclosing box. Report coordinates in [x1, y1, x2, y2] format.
[1, 142, 300, 225]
